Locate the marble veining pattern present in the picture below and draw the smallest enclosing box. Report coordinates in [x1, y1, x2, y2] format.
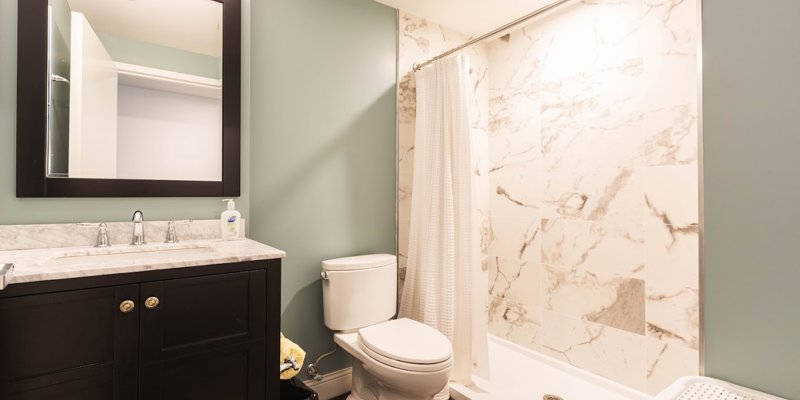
[0, 219, 245, 251]
[538, 310, 648, 391]
[1, 238, 284, 285]
[399, 0, 699, 395]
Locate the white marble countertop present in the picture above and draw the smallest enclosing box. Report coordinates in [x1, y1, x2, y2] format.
[0, 238, 285, 287]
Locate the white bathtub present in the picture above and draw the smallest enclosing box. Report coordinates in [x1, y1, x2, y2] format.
[449, 335, 651, 400]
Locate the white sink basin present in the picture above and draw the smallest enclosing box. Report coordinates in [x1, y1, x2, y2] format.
[55, 244, 217, 265]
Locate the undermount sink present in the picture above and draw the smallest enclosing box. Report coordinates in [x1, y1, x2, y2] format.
[54, 244, 217, 265]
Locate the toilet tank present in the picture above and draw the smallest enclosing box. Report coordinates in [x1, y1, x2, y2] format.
[321, 254, 397, 331]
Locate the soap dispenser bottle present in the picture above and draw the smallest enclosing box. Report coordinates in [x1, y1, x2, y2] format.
[220, 199, 241, 240]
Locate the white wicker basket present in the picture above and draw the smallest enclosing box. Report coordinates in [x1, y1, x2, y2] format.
[655, 377, 786, 400]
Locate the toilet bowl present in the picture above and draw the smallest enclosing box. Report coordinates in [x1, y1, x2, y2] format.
[335, 319, 452, 400]
[321, 254, 453, 400]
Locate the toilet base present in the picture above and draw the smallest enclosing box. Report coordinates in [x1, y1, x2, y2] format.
[350, 361, 379, 400]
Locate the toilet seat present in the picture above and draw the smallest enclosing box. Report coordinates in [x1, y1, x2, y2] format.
[359, 341, 452, 372]
[357, 318, 453, 373]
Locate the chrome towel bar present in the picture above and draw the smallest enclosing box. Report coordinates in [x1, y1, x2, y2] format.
[280, 356, 300, 374]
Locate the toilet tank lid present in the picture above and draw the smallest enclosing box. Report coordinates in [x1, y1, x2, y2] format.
[322, 254, 396, 271]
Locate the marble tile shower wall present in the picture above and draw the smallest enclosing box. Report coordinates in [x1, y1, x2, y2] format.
[398, 0, 698, 395]
[484, 0, 699, 393]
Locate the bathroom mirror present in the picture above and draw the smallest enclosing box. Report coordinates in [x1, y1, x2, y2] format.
[16, 0, 241, 197]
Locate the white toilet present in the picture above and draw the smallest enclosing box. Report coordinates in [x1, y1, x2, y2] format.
[321, 254, 452, 400]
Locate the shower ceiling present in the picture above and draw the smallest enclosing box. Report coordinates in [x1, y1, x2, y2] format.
[373, 0, 561, 36]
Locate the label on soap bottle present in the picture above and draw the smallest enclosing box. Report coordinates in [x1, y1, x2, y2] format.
[227, 215, 238, 233]
[221, 211, 240, 239]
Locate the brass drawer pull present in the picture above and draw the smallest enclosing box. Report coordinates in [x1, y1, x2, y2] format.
[145, 296, 160, 309]
[119, 300, 135, 313]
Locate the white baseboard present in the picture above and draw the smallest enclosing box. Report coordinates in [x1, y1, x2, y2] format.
[303, 367, 352, 400]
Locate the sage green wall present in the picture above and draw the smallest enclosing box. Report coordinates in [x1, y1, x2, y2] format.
[703, 1, 800, 398]
[0, 0, 250, 225]
[249, 0, 397, 378]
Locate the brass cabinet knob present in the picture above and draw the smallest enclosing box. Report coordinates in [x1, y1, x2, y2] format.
[144, 296, 160, 309]
[119, 300, 135, 313]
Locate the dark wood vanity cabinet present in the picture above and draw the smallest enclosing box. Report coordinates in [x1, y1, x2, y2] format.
[0, 261, 281, 400]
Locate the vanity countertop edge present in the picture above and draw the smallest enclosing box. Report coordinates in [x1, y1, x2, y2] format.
[0, 238, 285, 287]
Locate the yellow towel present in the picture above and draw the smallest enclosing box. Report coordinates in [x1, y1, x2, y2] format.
[280, 333, 306, 380]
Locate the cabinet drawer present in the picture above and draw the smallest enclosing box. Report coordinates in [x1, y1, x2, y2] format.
[139, 270, 266, 363]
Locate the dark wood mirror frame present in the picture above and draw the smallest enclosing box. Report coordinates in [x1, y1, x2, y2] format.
[16, 0, 241, 197]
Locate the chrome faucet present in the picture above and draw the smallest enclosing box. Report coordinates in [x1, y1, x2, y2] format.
[0, 264, 13, 290]
[131, 210, 146, 245]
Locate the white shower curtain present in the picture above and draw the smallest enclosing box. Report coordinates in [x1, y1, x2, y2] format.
[399, 54, 489, 389]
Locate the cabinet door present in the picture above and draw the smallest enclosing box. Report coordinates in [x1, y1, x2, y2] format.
[138, 271, 266, 400]
[0, 284, 139, 400]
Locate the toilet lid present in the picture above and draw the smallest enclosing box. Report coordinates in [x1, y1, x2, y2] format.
[357, 318, 452, 364]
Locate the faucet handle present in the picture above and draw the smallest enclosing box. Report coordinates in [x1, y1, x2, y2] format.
[165, 221, 178, 243]
[164, 220, 191, 244]
[77, 222, 111, 247]
[95, 223, 110, 248]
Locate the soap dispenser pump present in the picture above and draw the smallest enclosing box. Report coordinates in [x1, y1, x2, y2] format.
[220, 199, 241, 240]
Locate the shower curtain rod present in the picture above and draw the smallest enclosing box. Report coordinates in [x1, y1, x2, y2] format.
[412, 0, 575, 71]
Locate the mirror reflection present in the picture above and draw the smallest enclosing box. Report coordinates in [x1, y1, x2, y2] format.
[47, 0, 223, 181]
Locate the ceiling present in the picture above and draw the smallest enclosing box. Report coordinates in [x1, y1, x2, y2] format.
[67, 0, 222, 57]
[373, 0, 560, 37]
